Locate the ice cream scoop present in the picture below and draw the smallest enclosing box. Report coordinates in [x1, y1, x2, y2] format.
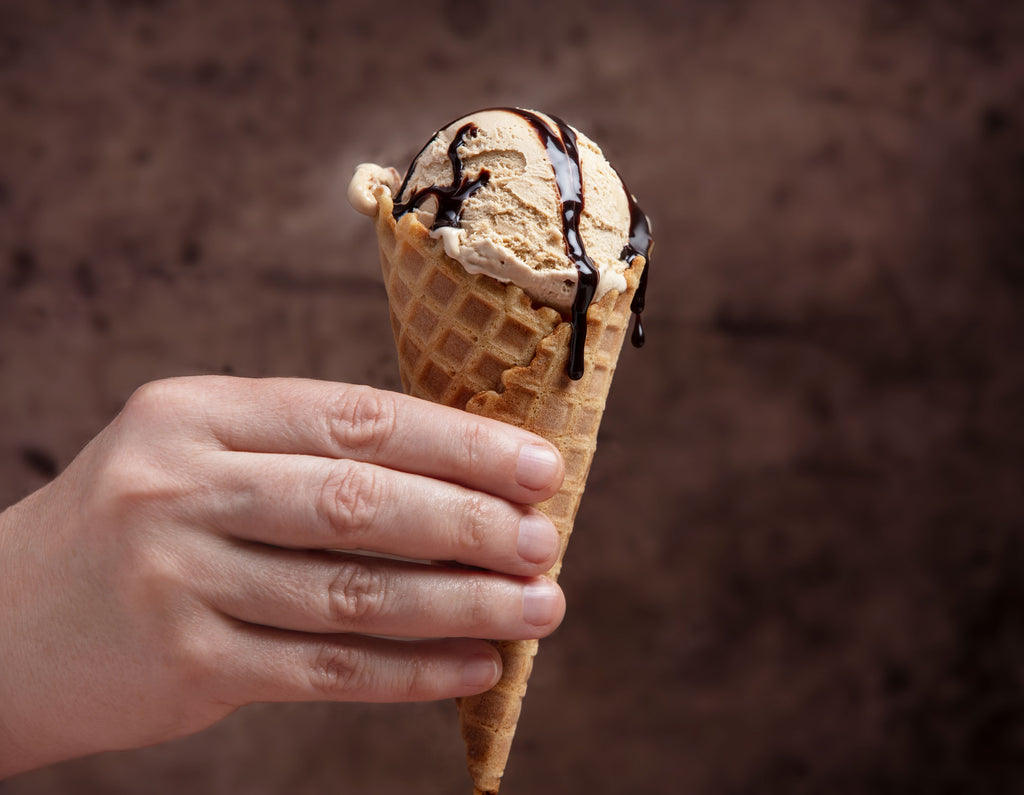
[349, 107, 650, 379]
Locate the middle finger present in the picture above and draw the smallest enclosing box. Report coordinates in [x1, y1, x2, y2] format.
[197, 450, 561, 577]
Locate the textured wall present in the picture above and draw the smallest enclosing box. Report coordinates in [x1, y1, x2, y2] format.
[2, 1, 1023, 793]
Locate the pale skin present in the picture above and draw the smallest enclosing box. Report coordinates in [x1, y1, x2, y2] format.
[0, 376, 566, 778]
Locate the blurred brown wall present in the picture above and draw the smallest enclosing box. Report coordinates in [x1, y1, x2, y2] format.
[1, 0, 1023, 793]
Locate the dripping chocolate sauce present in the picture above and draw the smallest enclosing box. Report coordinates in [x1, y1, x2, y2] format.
[393, 108, 651, 379]
[516, 110, 597, 380]
[619, 181, 653, 348]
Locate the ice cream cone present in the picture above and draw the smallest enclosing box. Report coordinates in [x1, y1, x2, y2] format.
[370, 189, 643, 794]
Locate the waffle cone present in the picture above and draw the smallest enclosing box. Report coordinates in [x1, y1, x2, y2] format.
[371, 190, 643, 794]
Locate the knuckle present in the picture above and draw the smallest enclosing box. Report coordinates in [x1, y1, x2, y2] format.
[93, 451, 151, 520]
[325, 386, 398, 457]
[89, 446, 186, 530]
[174, 622, 225, 687]
[310, 644, 366, 697]
[325, 560, 386, 628]
[458, 421, 494, 476]
[117, 376, 221, 448]
[112, 550, 216, 686]
[399, 656, 433, 701]
[319, 462, 386, 544]
[122, 379, 168, 417]
[116, 543, 185, 609]
[462, 577, 493, 636]
[122, 378, 189, 424]
[459, 493, 492, 554]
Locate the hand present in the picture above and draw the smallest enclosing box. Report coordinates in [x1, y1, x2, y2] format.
[0, 377, 566, 777]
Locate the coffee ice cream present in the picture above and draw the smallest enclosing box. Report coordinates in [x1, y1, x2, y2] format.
[349, 107, 650, 379]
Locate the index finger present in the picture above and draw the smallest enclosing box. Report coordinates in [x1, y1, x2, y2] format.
[181, 376, 565, 504]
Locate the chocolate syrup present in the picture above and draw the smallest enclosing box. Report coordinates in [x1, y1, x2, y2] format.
[392, 123, 490, 230]
[392, 108, 651, 379]
[620, 185, 652, 348]
[515, 109, 598, 380]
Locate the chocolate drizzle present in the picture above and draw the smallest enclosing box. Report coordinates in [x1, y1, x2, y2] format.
[515, 110, 598, 380]
[620, 185, 653, 348]
[392, 123, 490, 230]
[392, 108, 651, 379]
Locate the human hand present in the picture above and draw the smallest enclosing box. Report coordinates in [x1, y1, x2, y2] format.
[0, 377, 565, 777]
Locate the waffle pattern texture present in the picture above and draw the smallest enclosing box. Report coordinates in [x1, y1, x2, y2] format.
[372, 190, 643, 794]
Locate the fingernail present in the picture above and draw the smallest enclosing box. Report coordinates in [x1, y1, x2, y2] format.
[515, 443, 561, 491]
[462, 654, 499, 690]
[522, 581, 560, 626]
[517, 513, 558, 565]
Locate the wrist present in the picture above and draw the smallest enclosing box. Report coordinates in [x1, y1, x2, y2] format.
[0, 494, 68, 779]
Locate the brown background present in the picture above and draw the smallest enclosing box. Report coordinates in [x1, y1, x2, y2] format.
[2, 1, 1023, 793]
